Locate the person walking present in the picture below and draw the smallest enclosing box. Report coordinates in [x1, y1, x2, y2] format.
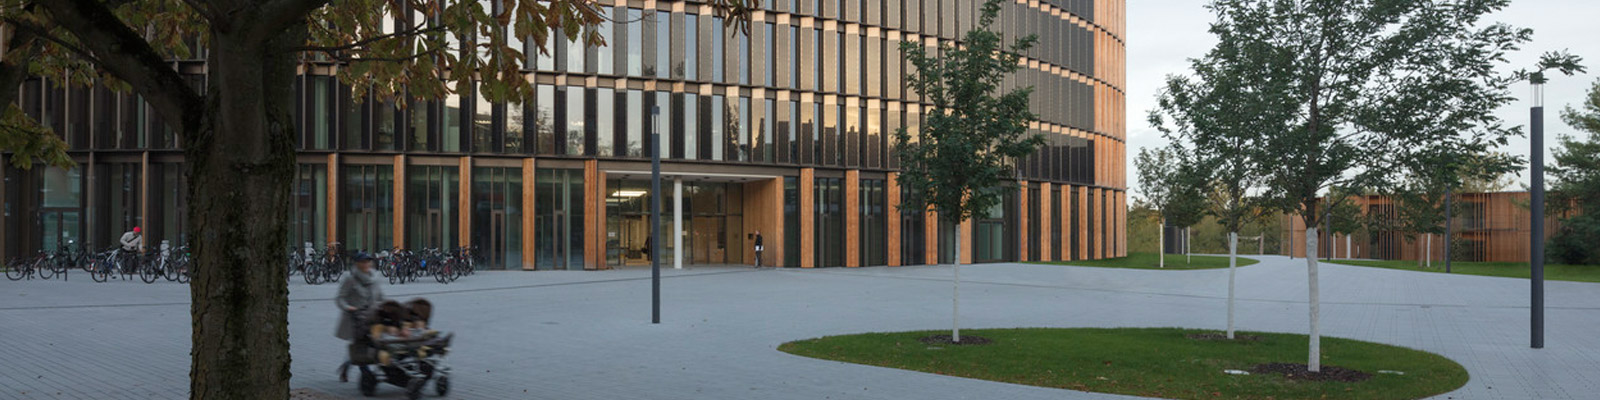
[335, 253, 384, 382]
[753, 230, 764, 267]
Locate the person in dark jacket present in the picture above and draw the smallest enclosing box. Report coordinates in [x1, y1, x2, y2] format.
[335, 252, 384, 382]
[753, 230, 764, 267]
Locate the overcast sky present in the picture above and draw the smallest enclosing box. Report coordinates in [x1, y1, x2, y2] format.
[1123, 0, 1600, 199]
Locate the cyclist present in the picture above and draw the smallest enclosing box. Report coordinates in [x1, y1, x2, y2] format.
[120, 227, 143, 252]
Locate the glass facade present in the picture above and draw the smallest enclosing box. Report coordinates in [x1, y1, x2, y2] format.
[0, 0, 1124, 266]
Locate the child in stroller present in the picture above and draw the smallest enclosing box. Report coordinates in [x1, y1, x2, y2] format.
[350, 298, 452, 399]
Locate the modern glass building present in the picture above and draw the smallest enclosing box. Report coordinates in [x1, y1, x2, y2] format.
[1, 0, 1127, 270]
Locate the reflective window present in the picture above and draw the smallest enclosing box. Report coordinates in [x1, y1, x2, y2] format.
[564, 31, 584, 72]
[684, 93, 699, 159]
[596, 87, 615, 156]
[407, 165, 458, 249]
[535, 168, 585, 270]
[762, 98, 775, 163]
[736, 96, 750, 161]
[711, 19, 724, 82]
[844, 103, 859, 167]
[291, 164, 327, 250]
[535, 85, 555, 154]
[472, 167, 522, 269]
[472, 83, 493, 152]
[597, 17, 614, 75]
[738, 28, 750, 85]
[627, 8, 643, 76]
[764, 23, 775, 87]
[654, 11, 670, 79]
[443, 81, 462, 152]
[626, 90, 643, 157]
[684, 16, 698, 79]
[655, 91, 670, 157]
[343, 164, 393, 253]
[565, 88, 586, 155]
[710, 95, 724, 160]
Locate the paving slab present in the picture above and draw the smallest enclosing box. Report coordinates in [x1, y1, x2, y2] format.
[1, 256, 1596, 399]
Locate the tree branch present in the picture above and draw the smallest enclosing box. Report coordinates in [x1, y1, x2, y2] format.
[289, 24, 445, 53]
[37, 0, 203, 133]
[254, 0, 331, 41]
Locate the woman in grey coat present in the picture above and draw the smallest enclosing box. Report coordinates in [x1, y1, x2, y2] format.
[336, 252, 383, 381]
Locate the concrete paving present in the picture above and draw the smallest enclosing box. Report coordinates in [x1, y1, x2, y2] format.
[1, 255, 1596, 399]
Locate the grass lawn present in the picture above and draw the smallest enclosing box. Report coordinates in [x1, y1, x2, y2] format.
[1032, 252, 1259, 270]
[1326, 259, 1600, 283]
[779, 328, 1467, 400]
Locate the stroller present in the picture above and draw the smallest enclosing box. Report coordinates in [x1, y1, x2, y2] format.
[349, 299, 453, 399]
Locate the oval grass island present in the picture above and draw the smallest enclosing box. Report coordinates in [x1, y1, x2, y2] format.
[778, 328, 1467, 400]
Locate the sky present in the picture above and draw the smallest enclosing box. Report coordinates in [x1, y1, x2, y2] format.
[1123, 0, 1600, 199]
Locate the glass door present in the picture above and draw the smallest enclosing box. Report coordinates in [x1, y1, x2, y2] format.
[343, 165, 393, 254]
[472, 167, 521, 269]
[536, 168, 584, 270]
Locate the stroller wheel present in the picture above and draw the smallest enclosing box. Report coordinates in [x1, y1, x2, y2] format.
[358, 368, 377, 397]
[406, 379, 425, 400]
[434, 376, 450, 396]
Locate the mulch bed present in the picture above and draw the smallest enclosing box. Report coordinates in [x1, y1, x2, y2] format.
[1185, 332, 1261, 342]
[1251, 362, 1373, 382]
[919, 334, 994, 346]
[290, 388, 350, 400]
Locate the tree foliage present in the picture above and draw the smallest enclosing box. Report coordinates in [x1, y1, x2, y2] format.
[894, 0, 1041, 227]
[0, 1, 756, 398]
[1548, 79, 1600, 265]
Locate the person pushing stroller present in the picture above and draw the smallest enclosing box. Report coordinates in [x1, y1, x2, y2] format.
[336, 252, 384, 382]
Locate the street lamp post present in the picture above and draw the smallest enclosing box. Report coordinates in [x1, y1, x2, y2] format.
[1530, 81, 1545, 348]
[651, 106, 662, 324]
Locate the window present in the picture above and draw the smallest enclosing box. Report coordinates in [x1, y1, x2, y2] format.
[655, 11, 671, 79]
[535, 85, 555, 154]
[564, 30, 584, 72]
[736, 96, 750, 161]
[596, 88, 615, 156]
[738, 28, 750, 85]
[597, 17, 614, 75]
[472, 83, 493, 152]
[407, 165, 458, 249]
[564, 88, 586, 155]
[710, 95, 724, 160]
[655, 91, 670, 157]
[627, 8, 643, 76]
[762, 98, 775, 163]
[844, 103, 859, 167]
[684, 16, 698, 79]
[711, 19, 724, 82]
[442, 81, 463, 152]
[472, 167, 523, 269]
[684, 93, 698, 159]
[784, 176, 800, 267]
[764, 23, 775, 87]
[626, 90, 643, 157]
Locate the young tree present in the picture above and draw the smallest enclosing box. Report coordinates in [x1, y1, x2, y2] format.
[1548, 79, 1600, 265]
[0, 0, 756, 397]
[1134, 146, 1202, 267]
[895, 0, 1041, 343]
[1193, 0, 1543, 372]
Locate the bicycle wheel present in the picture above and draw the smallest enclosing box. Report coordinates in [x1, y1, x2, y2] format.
[35, 258, 54, 280]
[139, 257, 159, 284]
[90, 264, 109, 283]
[5, 259, 25, 281]
[165, 260, 182, 281]
[304, 262, 321, 285]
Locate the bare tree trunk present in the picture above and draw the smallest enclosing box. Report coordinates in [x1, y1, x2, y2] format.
[1306, 227, 1322, 372]
[187, 25, 299, 399]
[952, 219, 963, 343]
[1227, 231, 1238, 339]
[1426, 234, 1432, 268]
[1159, 217, 1165, 268]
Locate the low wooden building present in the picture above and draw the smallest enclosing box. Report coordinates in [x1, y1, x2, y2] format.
[1283, 191, 1568, 263]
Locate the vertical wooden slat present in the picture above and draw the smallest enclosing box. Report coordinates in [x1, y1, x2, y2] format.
[800, 168, 815, 268]
[393, 155, 406, 249]
[844, 169, 859, 267]
[327, 153, 339, 246]
[522, 158, 536, 270]
[886, 172, 901, 267]
[1040, 182, 1052, 261]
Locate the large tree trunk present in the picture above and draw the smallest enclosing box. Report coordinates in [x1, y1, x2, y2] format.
[187, 24, 301, 399]
[1305, 227, 1321, 372]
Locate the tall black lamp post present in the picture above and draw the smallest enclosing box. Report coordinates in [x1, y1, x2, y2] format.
[651, 106, 662, 324]
[1530, 77, 1545, 348]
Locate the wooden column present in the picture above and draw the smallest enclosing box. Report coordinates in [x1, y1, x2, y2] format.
[886, 172, 901, 267]
[393, 155, 406, 249]
[458, 157, 472, 248]
[327, 154, 340, 246]
[844, 169, 860, 267]
[1040, 182, 1052, 261]
[521, 158, 537, 270]
[1089, 188, 1100, 259]
[584, 159, 601, 270]
[1078, 186, 1089, 260]
[1018, 181, 1029, 261]
[799, 168, 815, 268]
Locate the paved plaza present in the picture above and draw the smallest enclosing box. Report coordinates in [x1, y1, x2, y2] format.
[2, 255, 1598, 399]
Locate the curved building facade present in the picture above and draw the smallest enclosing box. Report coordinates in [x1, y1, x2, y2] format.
[1, 0, 1126, 269]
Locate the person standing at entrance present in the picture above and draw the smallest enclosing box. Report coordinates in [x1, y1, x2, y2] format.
[753, 230, 764, 267]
